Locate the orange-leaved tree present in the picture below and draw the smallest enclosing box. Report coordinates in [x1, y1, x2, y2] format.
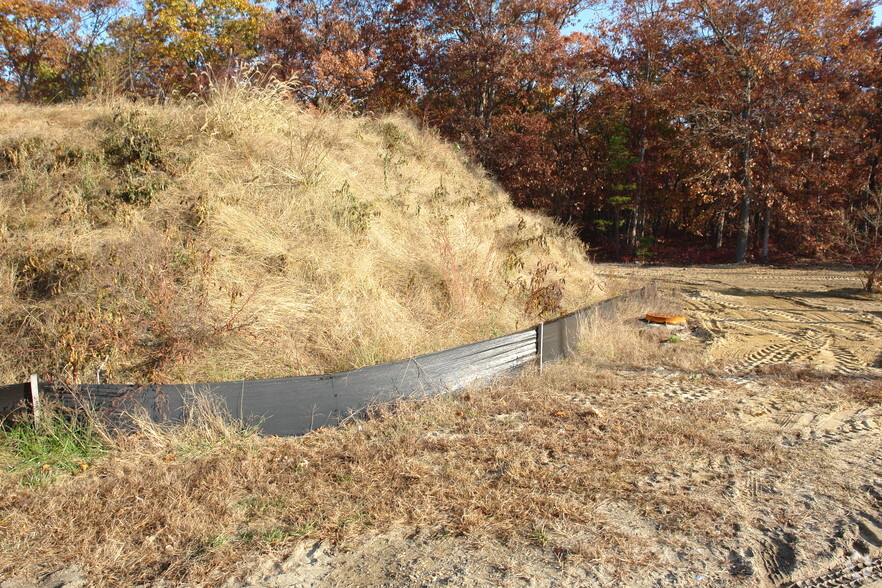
[417, 0, 590, 205]
[263, 0, 380, 107]
[669, 0, 875, 262]
[111, 0, 268, 96]
[0, 0, 79, 99]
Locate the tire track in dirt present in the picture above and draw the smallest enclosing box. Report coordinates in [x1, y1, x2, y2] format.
[783, 556, 882, 587]
[738, 403, 882, 588]
[759, 529, 801, 585]
[739, 435, 882, 588]
[783, 484, 882, 587]
[602, 265, 882, 588]
[755, 298, 882, 352]
[605, 267, 880, 372]
[776, 407, 882, 447]
[671, 278, 882, 374]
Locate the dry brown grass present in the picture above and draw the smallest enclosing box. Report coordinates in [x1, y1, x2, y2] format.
[4, 284, 879, 585]
[574, 289, 713, 372]
[0, 81, 598, 385]
[0, 342, 782, 585]
[3, 89, 879, 584]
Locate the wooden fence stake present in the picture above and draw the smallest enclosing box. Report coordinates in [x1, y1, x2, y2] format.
[29, 374, 41, 434]
[563, 318, 569, 356]
[239, 380, 245, 421]
[537, 323, 544, 374]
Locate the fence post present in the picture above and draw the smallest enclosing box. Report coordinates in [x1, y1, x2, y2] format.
[239, 380, 245, 421]
[537, 323, 544, 374]
[563, 318, 569, 356]
[29, 374, 41, 434]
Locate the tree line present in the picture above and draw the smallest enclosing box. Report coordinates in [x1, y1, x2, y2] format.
[2, 0, 881, 277]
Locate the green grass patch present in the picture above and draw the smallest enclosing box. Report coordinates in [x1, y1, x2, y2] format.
[0, 407, 107, 484]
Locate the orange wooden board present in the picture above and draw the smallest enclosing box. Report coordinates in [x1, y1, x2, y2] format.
[645, 313, 687, 325]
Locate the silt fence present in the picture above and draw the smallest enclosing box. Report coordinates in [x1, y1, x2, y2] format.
[0, 283, 656, 436]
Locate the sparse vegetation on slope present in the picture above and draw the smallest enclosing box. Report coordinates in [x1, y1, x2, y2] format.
[0, 79, 597, 385]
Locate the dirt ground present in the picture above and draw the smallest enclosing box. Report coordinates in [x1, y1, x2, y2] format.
[204, 265, 881, 588]
[606, 264, 882, 376]
[4, 265, 881, 588]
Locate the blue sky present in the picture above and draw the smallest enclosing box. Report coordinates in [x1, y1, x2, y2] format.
[567, 1, 882, 33]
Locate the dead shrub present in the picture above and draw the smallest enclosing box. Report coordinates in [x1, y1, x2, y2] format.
[14, 247, 89, 300]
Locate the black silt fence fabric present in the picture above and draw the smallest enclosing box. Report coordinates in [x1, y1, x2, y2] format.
[541, 283, 656, 362]
[41, 328, 537, 436]
[7, 284, 657, 436]
[0, 383, 28, 421]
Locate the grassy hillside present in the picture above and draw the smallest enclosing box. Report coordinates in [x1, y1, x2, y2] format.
[0, 82, 598, 385]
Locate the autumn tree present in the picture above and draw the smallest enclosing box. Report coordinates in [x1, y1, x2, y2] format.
[546, 33, 606, 220]
[59, 0, 125, 98]
[1, 0, 75, 99]
[1, 0, 67, 99]
[833, 188, 882, 291]
[668, 0, 875, 262]
[364, 0, 425, 110]
[111, 0, 267, 95]
[263, 0, 381, 107]
[416, 0, 590, 205]
[0, 0, 126, 100]
[579, 0, 687, 256]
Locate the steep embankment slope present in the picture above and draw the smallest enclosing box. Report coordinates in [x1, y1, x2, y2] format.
[0, 91, 598, 384]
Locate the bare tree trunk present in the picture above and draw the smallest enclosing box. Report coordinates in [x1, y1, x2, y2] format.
[734, 65, 754, 263]
[716, 212, 725, 249]
[629, 206, 639, 249]
[613, 205, 621, 261]
[752, 212, 760, 249]
[760, 205, 770, 264]
[735, 136, 752, 263]
[735, 195, 750, 262]
[630, 130, 647, 250]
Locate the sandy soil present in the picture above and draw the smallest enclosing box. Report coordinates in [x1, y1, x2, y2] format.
[203, 265, 881, 588]
[602, 264, 882, 376]
[215, 380, 882, 587]
[8, 265, 881, 588]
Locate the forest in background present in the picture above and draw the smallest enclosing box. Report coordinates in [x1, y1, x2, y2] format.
[2, 0, 881, 282]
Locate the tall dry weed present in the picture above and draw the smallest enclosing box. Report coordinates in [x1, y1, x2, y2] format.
[575, 288, 710, 371]
[197, 67, 301, 139]
[116, 386, 256, 456]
